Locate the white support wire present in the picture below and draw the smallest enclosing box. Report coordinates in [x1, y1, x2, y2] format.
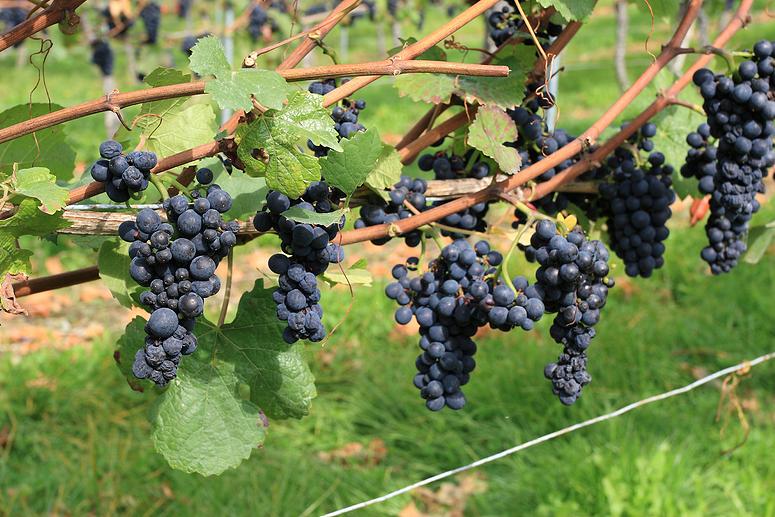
[321, 351, 775, 517]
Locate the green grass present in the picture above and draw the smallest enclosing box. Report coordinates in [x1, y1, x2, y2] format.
[1, 215, 775, 516]
[1, 1, 775, 516]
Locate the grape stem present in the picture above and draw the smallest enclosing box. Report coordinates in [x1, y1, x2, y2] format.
[149, 174, 170, 201]
[217, 250, 234, 328]
[497, 215, 534, 294]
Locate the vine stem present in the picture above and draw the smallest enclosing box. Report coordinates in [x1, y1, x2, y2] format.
[320, 0, 504, 108]
[498, 215, 534, 294]
[0, 61, 506, 145]
[217, 250, 234, 328]
[334, 0, 707, 245]
[7, 0, 759, 299]
[0, 0, 88, 53]
[149, 174, 170, 201]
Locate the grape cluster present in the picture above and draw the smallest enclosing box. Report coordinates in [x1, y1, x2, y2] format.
[387, 239, 545, 410]
[598, 127, 675, 277]
[0, 7, 27, 32]
[680, 122, 717, 194]
[139, 2, 161, 45]
[90, 40, 114, 77]
[487, 2, 562, 47]
[90, 140, 157, 202]
[525, 220, 613, 404]
[307, 79, 367, 156]
[248, 4, 267, 42]
[122, 172, 238, 385]
[253, 182, 346, 343]
[418, 151, 492, 237]
[354, 176, 428, 247]
[684, 40, 775, 274]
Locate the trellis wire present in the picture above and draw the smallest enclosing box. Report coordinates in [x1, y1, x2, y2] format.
[321, 351, 775, 517]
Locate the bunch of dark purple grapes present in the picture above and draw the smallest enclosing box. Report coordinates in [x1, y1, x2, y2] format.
[90, 140, 157, 202]
[682, 39, 775, 274]
[417, 151, 492, 237]
[525, 220, 614, 405]
[487, 2, 563, 47]
[122, 169, 238, 386]
[597, 126, 675, 278]
[307, 79, 367, 156]
[91, 40, 114, 76]
[139, 2, 161, 45]
[354, 176, 428, 247]
[387, 239, 545, 411]
[253, 182, 346, 343]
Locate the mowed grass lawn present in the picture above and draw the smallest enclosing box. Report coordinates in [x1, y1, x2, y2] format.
[1, 1, 775, 516]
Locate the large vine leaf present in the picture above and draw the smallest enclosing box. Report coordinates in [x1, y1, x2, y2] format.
[237, 91, 340, 198]
[455, 46, 534, 109]
[189, 36, 289, 111]
[650, 105, 705, 199]
[365, 144, 403, 192]
[151, 354, 267, 476]
[0, 104, 76, 181]
[11, 167, 69, 214]
[98, 239, 142, 309]
[320, 129, 382, 195]
[147, 280, 316, 475]
[467, 106, 521, 174]
[537, 0, 597, 21]
[209, 166, 268, 220]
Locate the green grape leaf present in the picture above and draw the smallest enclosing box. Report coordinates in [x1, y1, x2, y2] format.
[11, 167, 69, 214]
[467, 106, 521, 174]
[98, 239, 143, 309]
[281, 206, 347, 227]
[0, 234, 32, 277]
[320, 129, 382, 195]
[0, 104, 76, 181]
[209, 168, 268, 221]
[189, 35, 231, 76]
[206, 70, 289, 112]
[237, 92, 340, 197]
[365, 144, 403, 192]
[149, 280, 316, 474]
[743, 221, 775, 265]
[649, 105, 705, 199]
[151, 353, 267, 476]
[190, 36, 288, 111]
[394, 74, 456, 104]
[454, 46, 533, 109]
[537, 0, 597, 21]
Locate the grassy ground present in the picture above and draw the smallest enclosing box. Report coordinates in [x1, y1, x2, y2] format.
[1, 1, 775, 516]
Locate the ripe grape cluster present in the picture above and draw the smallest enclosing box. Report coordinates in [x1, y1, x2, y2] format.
[90, 140, 157, 202]
[91, 40, 114, 77]
[122, 171, 238, 385]
[683, 40, 775, 274]
[139, 2, 161, 44]
[177, 0, 192, 18]
[525, 220, 613, 404]
[253, 182, 346, 343]
[487, 2, 562, 47]
[418, 151, 492, 237]
[354, 176, 428, 247]
[307, 79, 367, 156]
[248, 4, 268, 42]
[598, 126, 676, 278]
[387, 239, 545, 410]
